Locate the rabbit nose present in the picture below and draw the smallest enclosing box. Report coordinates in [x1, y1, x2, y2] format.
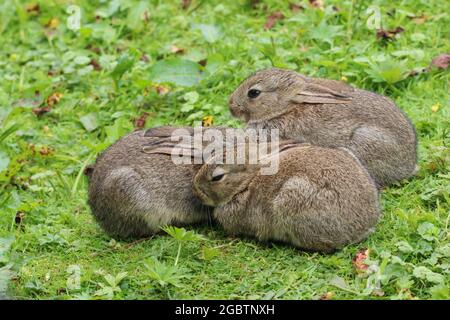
[229, 99, 242, 118]
[230, 105, 243, 118]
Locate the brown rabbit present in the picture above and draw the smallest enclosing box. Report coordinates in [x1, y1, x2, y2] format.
[229, 68, 417, 187]
[191, 143, 381, 253]
[86, 126, 211, 239]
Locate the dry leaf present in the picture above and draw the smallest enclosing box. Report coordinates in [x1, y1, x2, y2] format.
[134, 112, 150, 129]
[250, 0, 262, 9]
[32, 106, 51, 116]
[140, 54, 150, 63]
[319, 292, 334, 300]
[181, 0, 191, 10]
[376, 27, 404, 41]
[289, 3, 304, 12]
[352, 248, 370, 272]
[309, 0, 324, 9]
[39, 146, 52, 156]
[264, 12, 285, 30]
[202, 115, 214, 127]
[430, 54, 450, 69]
[408, 14, 429, 24]
[26, 3, 40, 14]
[408, 68, 427, 77]
[46, 92, 63, 107]
[399, 288, 414, 299]
[299, 45, 309, 52]
[143, 10, 150, 23]
[47, 70, 58, 76]
[56, 288, 66, 295]
[87, 45, 101, 54]
[89, 59, 102, 71]
[170, 45, 186, 54]
[15, 211, 25, 226]
[154, 85, 170, 95]
[372, 289, 385, 297]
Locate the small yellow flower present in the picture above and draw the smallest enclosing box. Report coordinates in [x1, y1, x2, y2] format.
[202, 116, 214, 127]
[46, 18, 59, 29]
[340, 76, 348, 82]
[431, 103, 440, 113]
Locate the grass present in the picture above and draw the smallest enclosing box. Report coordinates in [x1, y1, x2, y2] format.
[0, 0, 449, 300]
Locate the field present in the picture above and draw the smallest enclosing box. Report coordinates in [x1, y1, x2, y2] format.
[0, 0, 449, 299]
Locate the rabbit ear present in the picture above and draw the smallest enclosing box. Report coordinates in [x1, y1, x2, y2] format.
[144, 127, 173, 138]
[143, 126, 198, 155]
[278, 141, 303, 153]
[142, 143, 203, 161]
[261, 141, 310, 162]
[290, 82, 352, 104]
[270, 141, 308, 155]
[144, 126, 194, 138]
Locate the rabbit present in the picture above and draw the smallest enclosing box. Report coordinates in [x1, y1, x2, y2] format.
[86, 126, 211, 239]
[190, 142, 381, 253]
[228, 68, 418, 187]
[86, 125, 250, 239]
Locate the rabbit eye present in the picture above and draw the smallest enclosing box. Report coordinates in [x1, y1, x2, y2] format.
[247, 89, 261, 99]
[211, 167, 226, 182]
[211, 173, 225, 182]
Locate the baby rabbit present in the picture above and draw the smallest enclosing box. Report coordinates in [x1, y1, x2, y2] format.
[229, 68, 417, 187]
[191, 143, 381, 253]
[86, 126, 210, 239]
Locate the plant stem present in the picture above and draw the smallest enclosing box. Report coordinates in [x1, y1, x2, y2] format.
[71, 152, 95, 195]
[346, 0, 355, 42]
[174, 242, 182, 266]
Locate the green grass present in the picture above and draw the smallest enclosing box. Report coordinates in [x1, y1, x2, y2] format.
[0, 0, 449, 300]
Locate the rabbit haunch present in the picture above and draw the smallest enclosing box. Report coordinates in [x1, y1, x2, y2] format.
[86, 127, 210, 239]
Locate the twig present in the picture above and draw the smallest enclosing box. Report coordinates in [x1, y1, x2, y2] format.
[123, 236, 154, 248]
